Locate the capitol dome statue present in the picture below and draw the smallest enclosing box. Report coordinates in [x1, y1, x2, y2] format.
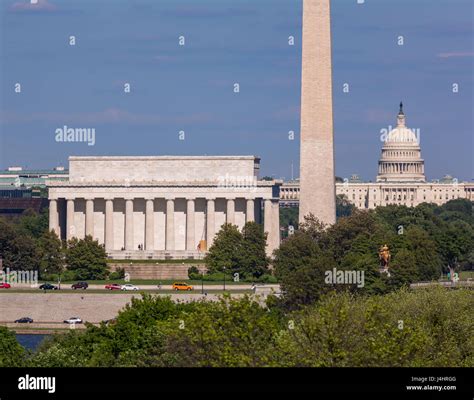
[376, 103, 426, 183]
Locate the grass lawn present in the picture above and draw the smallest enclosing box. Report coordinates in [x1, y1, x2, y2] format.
[459, 271, 474, 280]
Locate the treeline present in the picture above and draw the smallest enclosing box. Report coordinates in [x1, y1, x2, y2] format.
[2, 287, 472, 367]
[0, 210, 109, 280]
[1, 199, 472, 288]
[275, 199, 474, 309]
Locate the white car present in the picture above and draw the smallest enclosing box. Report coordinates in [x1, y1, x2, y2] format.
[121, 284, 139, 291]
[63, 317, 82, 324]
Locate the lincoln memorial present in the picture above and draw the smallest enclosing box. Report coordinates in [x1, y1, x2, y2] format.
[47, 156, 281, 260]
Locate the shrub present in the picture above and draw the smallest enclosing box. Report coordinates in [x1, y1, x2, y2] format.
[187, 266, 200, 278]
[0, 327, 26, 367]
[109, 267, 125, 281]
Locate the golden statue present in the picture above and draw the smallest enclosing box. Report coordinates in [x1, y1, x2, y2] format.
[379, 244, 391, 268]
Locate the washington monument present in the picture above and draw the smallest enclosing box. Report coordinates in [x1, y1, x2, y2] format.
[299, 0, 336, 225]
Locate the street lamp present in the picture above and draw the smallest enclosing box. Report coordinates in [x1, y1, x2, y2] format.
[201, 272, 204, 295]
[223, 267, 226, 291]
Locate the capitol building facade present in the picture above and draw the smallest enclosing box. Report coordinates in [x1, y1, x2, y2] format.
[281, 105, 473, 209]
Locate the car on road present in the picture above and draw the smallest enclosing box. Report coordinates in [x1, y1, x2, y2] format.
[0, 283, 11, 289]
[39, 283, 58, 290]
[121, 284, 140, 291]
[172, 282, 194, 291]
[15, 317, 33, 323]
[71, 282, 88, 290]
[63, 317, 82, 324]
[105, 283, 122, 291]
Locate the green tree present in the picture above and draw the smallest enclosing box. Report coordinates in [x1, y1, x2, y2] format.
[37, 229, 65, 278]
[31, 294, 283, 368]
[374, 200, 474, 274]
[280, 207, 299, 237]
[0, 218, 17, 265]
[437, 198, 474, 225]
[0, 218, 38, 271]
[204, 224, 244, 275]
[16, 208, 49, 239]
[336, 194, 356, 219]
[29, 288, 473, 368]
[405, 225, 442, 280]
[325, 210, 383, 263]
[274, 287, 473, 367]
[66, 235, 109, 280]
[240, 222, 269, 278]
[0, 327, 26, 367]
[389, 248, 419, 287]
[274, 219, 337, 310]
[157, 295, 282, 367]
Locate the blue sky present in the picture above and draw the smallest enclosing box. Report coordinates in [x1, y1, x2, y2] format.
[0, 0, 472, 182]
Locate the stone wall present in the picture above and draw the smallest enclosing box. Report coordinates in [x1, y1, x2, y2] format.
[109, 263, 207, 280]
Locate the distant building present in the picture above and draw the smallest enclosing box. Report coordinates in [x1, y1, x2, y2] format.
[0, 186, 37, 199]
[280, 104, 473, 209]
[0, 166, 68, 190]
[0, 167, 65, 217]
[0, 193, 48, 218]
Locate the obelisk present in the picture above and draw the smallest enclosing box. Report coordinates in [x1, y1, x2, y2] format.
[299, 0, 336, 225]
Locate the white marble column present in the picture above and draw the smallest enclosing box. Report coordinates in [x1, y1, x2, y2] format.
[166, 199, 175, 251]
[226, 198, 235, 224]
[145, 199, 154, 251]
[246, 198, 255, 223]
[125, 199, 134, 251]
[66, 199, 75, 240]
[206, 199, 215, 248]
[186, 198, 195, 250]
[264, 199, 280, 257]
[85, 199, 94, 237]
[264, 199, 271, 231]
[49, 199, 59, 236]
[105, 199, 114, 251]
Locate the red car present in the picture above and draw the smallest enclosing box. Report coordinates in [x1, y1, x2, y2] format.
[105, 283, 122, 291]
[0, 283, 11, 289]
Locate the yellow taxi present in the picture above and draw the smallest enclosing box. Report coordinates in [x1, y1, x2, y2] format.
[172, 282, 194, 291]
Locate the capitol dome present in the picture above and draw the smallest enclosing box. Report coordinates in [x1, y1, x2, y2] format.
[386, 124, 419, 143]
[376, 103, 426, 183]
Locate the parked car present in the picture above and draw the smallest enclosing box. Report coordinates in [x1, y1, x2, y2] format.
[0, 283, 11, 289]
[39, 283, 58, 290]
[71, 282, 88, 290]
[63, 317, 82, 324]
[15, 317, 33, 323]
[121, 284, 139, 291]
[105, 283, 122, 291]
[172, 282, 194, 291]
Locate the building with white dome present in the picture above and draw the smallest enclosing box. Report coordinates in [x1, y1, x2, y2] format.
[376, 103, 425, 183]
[280, 104, 473, 210]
